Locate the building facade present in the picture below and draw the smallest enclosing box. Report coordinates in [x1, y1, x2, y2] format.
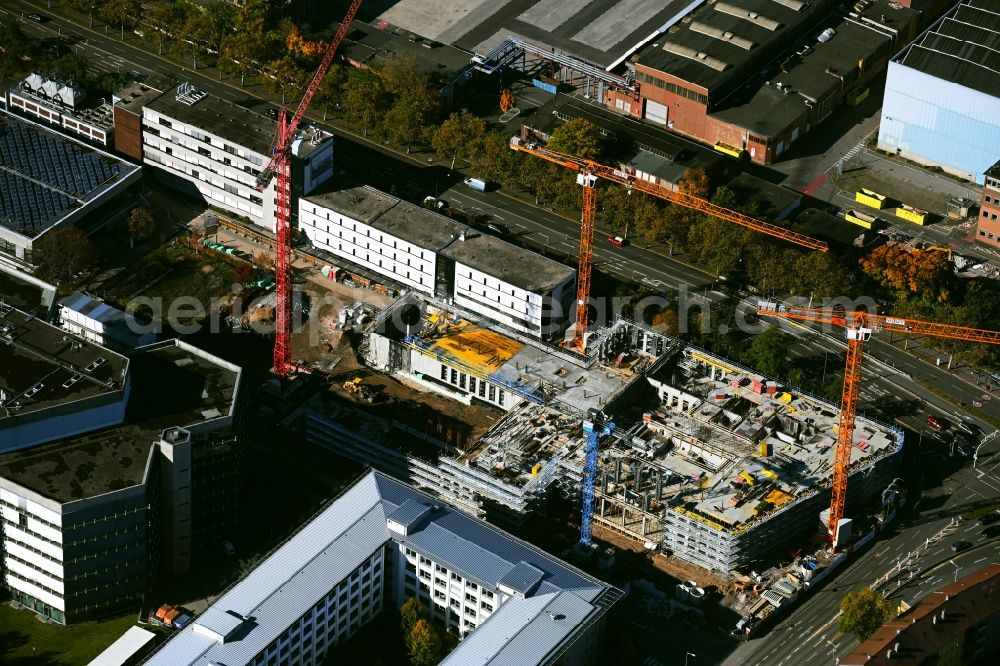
[877, 0, 1000, 183]
[300, 187, 576, 338]
[5, 73, 113, 147]
[143, 471, 619, 666]
[0, 332, 244, 624]
[57, 292, 156, 352]
[978, 162, 1000, 247]
[142, 84, 333, 232]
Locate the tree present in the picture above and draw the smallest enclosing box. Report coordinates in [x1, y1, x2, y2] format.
[221, 32, 262, 86]
[745, 325, 786, 378]
[500, 88, 515, 113]
[407, 619, 443, 666]
[100, 0, 142, 40]
[313, 64, 348, 120]
[263, 55, 306, 106]
[342, 69, 386, 136]
[146, 2, 182, 55]
[547, 118, 603, 160]
[432, 110, 486, 171]
[400, 597, 427, 635]
[377, 55, 431, 98]
[127, 207, 155, 244]
[678, 167, 712, 199]
[182, 11, 215, 70]
[839, 587, 895, 641]
[34, 225, 99, 283]
[859, 245, 954, 303]
[468, 131, 520, 185]
[64, 0, 106, 27]
[383, 92, 436, 152]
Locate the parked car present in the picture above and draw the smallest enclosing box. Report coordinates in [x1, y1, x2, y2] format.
[982, 525, 1000, 538]
[980, 512, 1000, 526]
[485, 222, 507, 236]
[951, 539, 973, 553]
[927, 415, 944, 431]
[608, 235, 628, 246]
[422, 196, 448, 211]
[222, 541, 236, 556]
[264, 108, 278, 119]
[27, 13, 46, 22]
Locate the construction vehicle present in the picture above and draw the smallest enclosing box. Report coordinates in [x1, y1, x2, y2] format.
[343, 377, 378, 403]
[509, 137, 828, 354]
[257, 0, 364, 377]
[757, 302, 1000, 547]
[580, 410, 615, 547]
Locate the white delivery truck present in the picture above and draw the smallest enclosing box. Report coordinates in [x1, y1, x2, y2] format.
[463, 177, 487, 192]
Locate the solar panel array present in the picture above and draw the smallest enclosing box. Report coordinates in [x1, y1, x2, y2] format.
[0, 116, 121, 236]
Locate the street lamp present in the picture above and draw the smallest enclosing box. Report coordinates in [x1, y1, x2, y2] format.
[685, 652, 696, 666]
[950, 560, 960, 583]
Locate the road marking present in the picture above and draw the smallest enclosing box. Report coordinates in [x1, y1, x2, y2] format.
[975, 557, 988, 563]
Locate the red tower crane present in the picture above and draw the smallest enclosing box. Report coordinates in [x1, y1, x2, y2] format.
[757, 304, 1000, 546]
[509, 138, 828, 353]
[257, 0, 364, 377]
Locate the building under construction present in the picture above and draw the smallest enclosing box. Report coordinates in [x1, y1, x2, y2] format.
[306, 292, 903, 573]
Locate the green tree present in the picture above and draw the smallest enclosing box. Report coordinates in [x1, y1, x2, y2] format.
[100, 0, 142, 40]
[468, 131, 520, 185]
[678, 167, 713, 199]
[383, 92, 435, 152]
[127, 207, 156, 244]
[400, 597, 427, 635]
[34, 225, 99, 284]
[838, 587, 895, 641]
[182, 11, 215, 70]
[377, 55, 431, 98]
[407, 619, 443, 666]
[432, 110, 486, 171]
[342, 69, 386, 136]
[64, 0, 106, 27]
[146, 2, 183, 55]
[220, 32, 261, 86]
[313, 63, 348, 120]
[547, 118, 603, 160]
[263, 55, 306, 105]
[745, 325, 786, 378]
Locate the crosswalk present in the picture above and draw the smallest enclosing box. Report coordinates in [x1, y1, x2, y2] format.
[843, 140, 866, 161]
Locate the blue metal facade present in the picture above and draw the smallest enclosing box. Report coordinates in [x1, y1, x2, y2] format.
[878, 61, 1000, 184]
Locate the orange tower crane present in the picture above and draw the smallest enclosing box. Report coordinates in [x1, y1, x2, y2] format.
[257, 0, 363, 377]
[509, 138, 828, 353]
[757, 304, 1000, 546]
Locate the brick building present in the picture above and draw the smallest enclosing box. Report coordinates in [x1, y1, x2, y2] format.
[978, 161, 1000, 247]
[607, 0, 918, 163]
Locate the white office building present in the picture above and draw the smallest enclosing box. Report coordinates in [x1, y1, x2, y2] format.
[57, 292, 156, 353]
[143, 470, 620, 666]
[300, 186, 576, 338]
[142, 83, 334, 232]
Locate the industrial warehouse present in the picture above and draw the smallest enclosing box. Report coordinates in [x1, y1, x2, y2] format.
[307, 291, 904, 573]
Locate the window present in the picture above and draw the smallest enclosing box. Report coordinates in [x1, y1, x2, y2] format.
[158, 117, 172, 128]
[481, 601, 493, 612]
[451, 368, 458, 384]
[441, 364, 449, 380]
[451, 573, 461, 581]
[982, 230, 988, 236]
[469, 377, 476, 393]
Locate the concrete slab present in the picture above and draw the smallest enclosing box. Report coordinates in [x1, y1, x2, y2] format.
[572, 0, 669, 49]
[379, 0, 494, 43]
[519, 0, 593, 33]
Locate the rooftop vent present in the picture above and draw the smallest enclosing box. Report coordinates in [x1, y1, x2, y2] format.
[176, 82, 207, 106]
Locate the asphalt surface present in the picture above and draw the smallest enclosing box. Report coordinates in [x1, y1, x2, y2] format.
[724, 439, 1000, 666]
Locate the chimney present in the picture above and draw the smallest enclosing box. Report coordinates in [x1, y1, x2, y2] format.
[459, 229, 467, 242]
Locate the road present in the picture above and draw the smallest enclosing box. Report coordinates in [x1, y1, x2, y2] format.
[724, 440, 1000, 666]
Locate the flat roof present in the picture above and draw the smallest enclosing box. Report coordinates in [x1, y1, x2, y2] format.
[144, 84, 277, 156]
[988, 159, 1000, 178]
[896, 0, 1000, 98]
[113, 81, 163, 114]
[0, 112, 140, 240]
[340, 20, 473, 76]
[791, 208, 872, 248]
[634, 0, 821, 94]
[0, 340, 240, 503]
[375, 0, 698, 70]
[87, 625, 157, 666]
[711, 17, 890, 136]
[0, 304, 128, 423]
[305, 185, 467, 250]
[645, 348, 900, 529]
[439, 230, 576, 294]
[0, 265, 56, 314]
[726, 172, 801, 220]
[144, 470, 618, 666]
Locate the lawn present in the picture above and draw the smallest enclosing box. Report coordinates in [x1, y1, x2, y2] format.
[0, 603, 138, 665]
[101, 241, 240, 321]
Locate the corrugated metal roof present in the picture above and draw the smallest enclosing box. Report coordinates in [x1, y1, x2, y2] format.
[387, 498, 431, 530]
[144, 471, 617, 666]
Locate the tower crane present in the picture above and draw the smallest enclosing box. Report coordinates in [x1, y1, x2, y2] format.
[580, 411, 615, 547]
[509, 137, 828, 353]
[256, 0, 364, 377]
[756, 303, 1000, 546]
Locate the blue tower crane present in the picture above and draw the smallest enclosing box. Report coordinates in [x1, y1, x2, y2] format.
[580, 413, 614, 546]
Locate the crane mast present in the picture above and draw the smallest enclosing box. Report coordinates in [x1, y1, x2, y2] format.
[257, 0, 364, 377]
[757, 303, 1000, 546]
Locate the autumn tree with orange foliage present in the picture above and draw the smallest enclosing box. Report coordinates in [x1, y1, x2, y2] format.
[500, 88, 515, 113]
[286, 24, 326, 58]
[859, 244, 954, 302]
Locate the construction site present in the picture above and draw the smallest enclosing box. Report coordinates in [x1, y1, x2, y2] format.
[303, 290, 905, 575]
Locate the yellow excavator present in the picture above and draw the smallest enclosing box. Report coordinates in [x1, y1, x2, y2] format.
[343, 377, 378, 403]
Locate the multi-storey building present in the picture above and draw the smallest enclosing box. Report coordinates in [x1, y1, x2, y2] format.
[978, 161, 1000, 247]
[5, 73, 114, 147]
[142, 83, 334, 232]
[142, 470, 620, 666]
[0, 307, 244, 624]
[57, 291, 156, 353]
[0, 112, 141, 272]
[877, 0, 1000, 183]
[300, 186, 576, 338]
